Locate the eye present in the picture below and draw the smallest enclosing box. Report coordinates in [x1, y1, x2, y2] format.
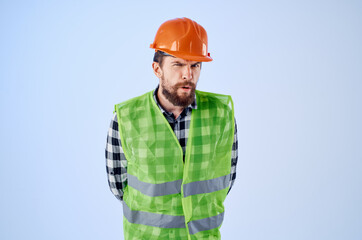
[173, 63, 183, 67]
[191, 63, 200, 68]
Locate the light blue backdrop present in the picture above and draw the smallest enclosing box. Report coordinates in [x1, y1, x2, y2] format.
[1, 0, 361, 239]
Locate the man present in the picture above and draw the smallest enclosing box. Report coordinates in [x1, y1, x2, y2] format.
[106, 17, 238, 240]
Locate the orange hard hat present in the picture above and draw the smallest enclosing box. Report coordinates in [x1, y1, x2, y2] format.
[150, 17, 212, 62]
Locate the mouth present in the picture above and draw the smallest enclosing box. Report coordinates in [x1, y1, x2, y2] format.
[180, 84, 193, 89]
[180, 86, 192, 92]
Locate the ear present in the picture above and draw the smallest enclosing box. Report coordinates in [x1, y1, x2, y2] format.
[152, 62, 163, 79]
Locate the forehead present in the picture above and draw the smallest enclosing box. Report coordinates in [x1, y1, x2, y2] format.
[163, 56, 199, 65]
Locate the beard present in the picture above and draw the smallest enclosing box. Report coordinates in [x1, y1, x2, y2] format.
[161, 80, 196, 108]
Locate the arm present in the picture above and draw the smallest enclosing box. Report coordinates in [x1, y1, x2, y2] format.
[105, 112, 128, 201]
[228, 119, 238, 194]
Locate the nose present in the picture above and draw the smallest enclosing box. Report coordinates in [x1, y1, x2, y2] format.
[182, 65, 193, 81]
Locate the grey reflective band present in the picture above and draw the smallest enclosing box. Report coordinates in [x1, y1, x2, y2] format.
[183, 174, 230, 197]
[188, 212, 224, 235]
[123, 201, 186, 229]
[128, 173, 182, 197]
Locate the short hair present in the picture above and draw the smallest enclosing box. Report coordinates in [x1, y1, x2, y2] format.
[153, 51, 170, 67]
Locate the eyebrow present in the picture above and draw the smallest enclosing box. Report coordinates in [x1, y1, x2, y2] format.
[171, 61, 201, 66]
[171, 60, 184, 64]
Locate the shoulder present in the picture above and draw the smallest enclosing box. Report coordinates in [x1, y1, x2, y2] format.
[195, 90, 233, 109]
[114, 90, 153, 113]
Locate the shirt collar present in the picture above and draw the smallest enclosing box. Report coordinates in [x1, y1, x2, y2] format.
[153, 85, 197, 115]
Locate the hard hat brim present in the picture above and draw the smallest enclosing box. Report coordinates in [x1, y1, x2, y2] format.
[153, 48, 213, 62]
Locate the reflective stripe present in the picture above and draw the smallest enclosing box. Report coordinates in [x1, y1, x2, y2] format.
[183, 174, 230, 197]
[122, 201, 186, 229]
[188, 212, 224, 235]
[128, 173, 182, 197]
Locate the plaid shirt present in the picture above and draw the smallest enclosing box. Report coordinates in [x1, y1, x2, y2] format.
[105, 87, 238, 201]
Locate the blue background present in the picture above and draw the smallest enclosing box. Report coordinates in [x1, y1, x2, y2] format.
[1, 0, 361, 239]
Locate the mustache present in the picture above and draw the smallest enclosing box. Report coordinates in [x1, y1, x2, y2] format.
[175, 82, 196, 88]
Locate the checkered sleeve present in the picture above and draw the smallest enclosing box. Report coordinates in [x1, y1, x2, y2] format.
[228, 120, 238, 194]
[105, 112, 128, 201]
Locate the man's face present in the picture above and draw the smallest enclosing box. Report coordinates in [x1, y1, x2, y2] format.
[157, 56, 201, 107]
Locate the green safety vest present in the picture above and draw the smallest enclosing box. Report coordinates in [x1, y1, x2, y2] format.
[114, 90, 235, 240]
